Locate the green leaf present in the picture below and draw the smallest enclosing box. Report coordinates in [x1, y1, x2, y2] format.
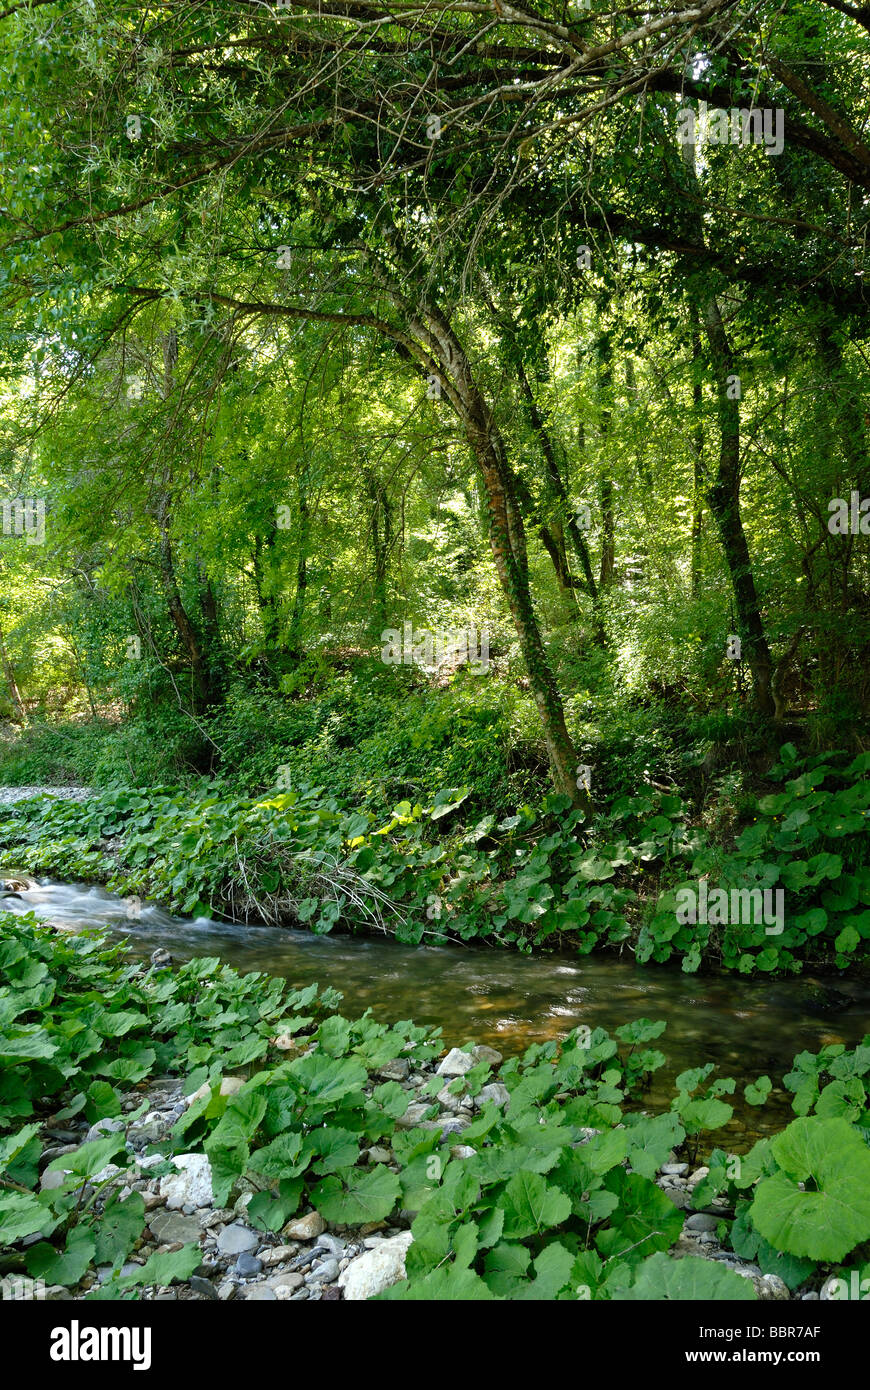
[312, 1165, 401, 1225]
[26, 1226, 96, 1286]
[750, 1117, 870, 1261]
[500, 1172, 572, 1239]
[615, 1253, 757, 1300]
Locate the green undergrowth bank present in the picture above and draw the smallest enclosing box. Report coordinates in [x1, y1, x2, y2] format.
[1, 744, 869, 976]
[2, 915, 870, 1301]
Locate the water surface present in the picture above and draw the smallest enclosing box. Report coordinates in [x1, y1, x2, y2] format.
[4, 878, 868, 1141]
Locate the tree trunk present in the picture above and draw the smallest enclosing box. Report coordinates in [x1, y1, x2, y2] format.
[689, 306, 706, 596]
[702, 299, 776, 717]
[287, 472, 310, 659]
[365, 468, 392, 644]
[0, 615, 25, 723]
[415, 304, 587, 805]
[157, 523, 212, 709]
[597, 331, 616, 588]
[679, 142, 776, 716]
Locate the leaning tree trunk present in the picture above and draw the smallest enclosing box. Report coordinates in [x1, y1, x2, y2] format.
[414, 304, 587, 806]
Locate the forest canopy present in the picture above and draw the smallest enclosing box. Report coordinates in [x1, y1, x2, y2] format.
[0, 0, 867, 792]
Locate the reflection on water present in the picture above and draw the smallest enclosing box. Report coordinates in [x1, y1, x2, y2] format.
[4, 879, 869, 1142]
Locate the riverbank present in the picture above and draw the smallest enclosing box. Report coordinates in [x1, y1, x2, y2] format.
[3, 911, 870, 1302]
[20, 1069, 795, 1304]
[1, 746, 868, 980]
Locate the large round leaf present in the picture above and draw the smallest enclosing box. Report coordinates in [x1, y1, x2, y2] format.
[750, 1117, 870, 1261]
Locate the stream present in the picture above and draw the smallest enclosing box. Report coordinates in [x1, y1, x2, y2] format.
[4, 877, 870, 1142]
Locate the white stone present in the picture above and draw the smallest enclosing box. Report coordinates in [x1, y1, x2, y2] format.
[437, 1084, 462, 1111]
[476, 1082, 510, 1109]
[338, 1232, 414, 1301]
[436, 1048, 476, 1077]
[159, 1153, 214, 1210]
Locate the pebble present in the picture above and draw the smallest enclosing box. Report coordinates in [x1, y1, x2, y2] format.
[267, 1272, 304, 1293]
[189, 1276, 218, 1300]
[282, 1211, 326, 1242]
[661, 1163, 689, 1176]
[159, 1154, 214, 1211]
[476, 1082, 510, 1109]
[260, 1245, 297, 1267]
[436, 1048, 476, 1078]
[684, 1214, 718, 1233]
[216, 1223, 259, 1256]
[314, 1234, 346, 1258]
[376, 1059, 410, 1081]
[148, 1211, 203, 1245]
[396, 1103, 434, 1129]
[86, 1117, 125, 1142]
[235, 1252, 263, 1278]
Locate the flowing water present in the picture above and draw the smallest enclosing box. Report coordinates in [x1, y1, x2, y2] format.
[4, 878, 869, 1143]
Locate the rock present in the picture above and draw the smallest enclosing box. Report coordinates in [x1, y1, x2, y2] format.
[752, 1273, 791, 1301]
[260, 1245, 297, 1267]
[189, 1276, 218, 1300]
[436, 1048, 475, 1078]
[217, 1281, 236, 1301]
[661, 1163, 689, 1176]
[148, 1211, 203, 1245]
[159, 1154, 214, 1210]
[219, 1077, 245, 1098]
[127, 1115, 165, 1148]
[234, 1252, 263, 1278]
[314, 1233, 346, 1259]
[39, 1168, 71, 1192]
[376, 1058, 410, 1081]
[684, 1214, 718, 1233]
[244, 1285, 277, 1301]
[366, 1146, 392, 1164]
[186, 1081, 211, 1106]
[216, 1222, 259, 1256]
[395, 1103, 434, 1129]
[267, 1272, 305, 1292]
[281, 1211, 326, 1242]
[436, 1084, 462, 1111]
[687, 1166, 709, 1186]
[308, 1258, 339, 1283]
[438, 1119, 469, 1142]
[472, 1044, 503, 1066]
[273, 1033, 297, 1050]
[663, 1187, 692, 1210]
[338, 1232, 414, 1301]
[476, 1082, 510, 1109]
[450, 1144, 477, 1160]
[86, 1117, 125, 1143]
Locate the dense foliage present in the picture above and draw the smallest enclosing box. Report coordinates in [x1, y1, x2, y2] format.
[2, 742, 867, 974]
[3, 915, 870, 1301]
